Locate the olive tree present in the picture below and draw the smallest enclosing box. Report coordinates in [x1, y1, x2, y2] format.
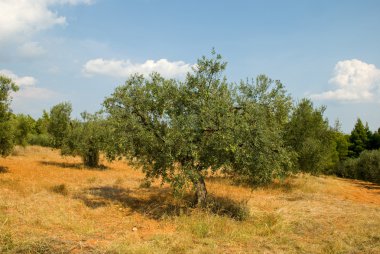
[104, 52, 293, 206]
[0, 75, 18, 156]
[48, 102, 72, 148]
[61, 112, 106, 168]
[228, 76, 294, 184]
[29, 110, 53, 147]
[12, 114, 36, 146]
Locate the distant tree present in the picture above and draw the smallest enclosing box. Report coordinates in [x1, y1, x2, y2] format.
[334, 133, 350, 162]
[285, 99, 336, 174]
[332, 120, 350, 162]
[12, 114, 36, 146]
[35, 110, 50, 135]
[339, 149, 380, 184]
[48, 102, 72, 148]
[349, 118, 370, 157]
[29, 110, 53, 147]
[0, 75, 18, 156]
[354, 149, 380, 183]
[369, 128, 380, 150]
[104, 52, 294, 206]
[61, 112, 106, 167]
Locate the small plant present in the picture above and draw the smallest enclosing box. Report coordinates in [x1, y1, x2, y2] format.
[191, 221, 210, 238]
[0, 166, 9, 174]
[139, 179, 151, 189]
[49, 184, 68, 196]
[0, 232, 14, 252]
[86, 176, 97, 184]
[206, 196, 250, 221]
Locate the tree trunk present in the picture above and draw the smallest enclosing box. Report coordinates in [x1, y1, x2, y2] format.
[195, 177, 207, 208]
[83, 147, 99, 168]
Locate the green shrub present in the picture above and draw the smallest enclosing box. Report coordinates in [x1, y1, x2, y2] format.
[356, 149, 380, 183]
[28, 134, 53, 147]
[337, 149, 380, 183]
[336, 158, 357, 178]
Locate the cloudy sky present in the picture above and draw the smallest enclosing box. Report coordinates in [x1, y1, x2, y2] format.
[1, 0, 380, 132]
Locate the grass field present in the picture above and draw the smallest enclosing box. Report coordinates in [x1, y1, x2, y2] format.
[0, 146, 379, 253]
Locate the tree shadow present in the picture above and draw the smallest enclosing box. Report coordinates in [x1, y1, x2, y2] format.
[74, 185, 249, 220]
[352, 180, 380, 191]
[74, 186, 188, 219]
[39, 161, 108, 170]
[340, 178, 380, 194]
[0, 166, 9, 173]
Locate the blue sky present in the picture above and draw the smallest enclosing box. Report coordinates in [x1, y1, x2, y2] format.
[1, 0, 380, 132]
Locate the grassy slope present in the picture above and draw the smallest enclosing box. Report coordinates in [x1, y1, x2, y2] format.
[0, 146, 379, 253]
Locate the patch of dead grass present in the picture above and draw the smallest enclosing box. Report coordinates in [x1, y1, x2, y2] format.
[0, 146, 379, 253]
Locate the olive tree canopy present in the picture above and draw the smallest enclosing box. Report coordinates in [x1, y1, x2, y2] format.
[104, 52, 293, 206]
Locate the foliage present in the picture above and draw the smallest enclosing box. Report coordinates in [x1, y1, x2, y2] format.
[285, 99, 336, 174]
[48, 102, 72, 148]
[61, 112, 106, 167]
[337, 149, 380, 184]
[227, 75, 294, 184]
[348, 118, 370, 157]
[103, 51, 294, 206]
[368, 128, 380, 150]
[0, 75, 18, 157]
[331, 120, 350, 162]
[11, 114, 36, 147]
[355, 149, 380, 183]
[28, 133, 53, 147]
[28, 110, 53, 147]
[103, 54, 227, 206]
[35, 110, 50, 134]
[333, 132, 350, 162]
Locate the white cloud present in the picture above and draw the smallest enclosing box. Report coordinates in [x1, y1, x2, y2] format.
[83, 58, 194, 79]
[310, 59, 380, 102]
[0, 69, 37, 87]
[0, 0, 92, 44]
[14, 86, 56, 100]
[0, 69, 55, 99]
[18, 42, 46, 58]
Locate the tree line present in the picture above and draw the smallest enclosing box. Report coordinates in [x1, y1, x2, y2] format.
[1, 52, 379, 206]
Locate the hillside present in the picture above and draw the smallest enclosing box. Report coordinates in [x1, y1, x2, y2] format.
[0, 146, 379, 253]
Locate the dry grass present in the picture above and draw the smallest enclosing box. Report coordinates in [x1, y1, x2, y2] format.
[0, 146, 379, 253]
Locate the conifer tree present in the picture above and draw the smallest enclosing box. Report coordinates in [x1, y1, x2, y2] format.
[349, 118, 370, 157]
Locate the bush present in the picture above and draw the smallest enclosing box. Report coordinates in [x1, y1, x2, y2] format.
[337, 149, 380, 184]
[356, 150, 380, 183]
[206, 196, 250, 221]
[336, 158, 357, 178]
[28, 134, 53, 147]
